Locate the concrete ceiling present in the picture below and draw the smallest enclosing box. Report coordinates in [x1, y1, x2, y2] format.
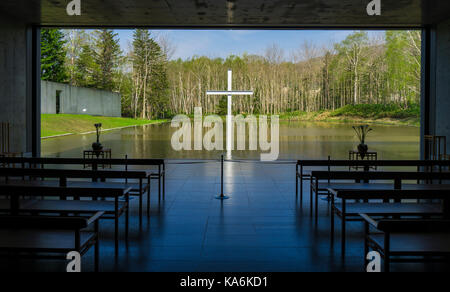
[1, 0, 450, 28]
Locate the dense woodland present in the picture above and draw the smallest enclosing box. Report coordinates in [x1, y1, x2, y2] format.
[41, 29, 421, 119]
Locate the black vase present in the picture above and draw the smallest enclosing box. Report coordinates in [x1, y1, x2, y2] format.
[92, 142, 103, 152]
[358, 143, 369, 159]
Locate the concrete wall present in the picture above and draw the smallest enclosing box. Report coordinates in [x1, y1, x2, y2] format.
[431, 19, 450, 154]
[41, 81, 121, 117]
[0, 18, 33, 154]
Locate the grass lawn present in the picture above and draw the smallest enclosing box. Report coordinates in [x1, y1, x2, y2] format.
[278, 104, 420, 127]
[41, 114, 168, 138]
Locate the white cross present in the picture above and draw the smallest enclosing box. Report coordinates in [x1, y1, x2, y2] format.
[207, 69, 254, 159]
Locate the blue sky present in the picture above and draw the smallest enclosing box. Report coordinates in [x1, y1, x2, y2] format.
[115, 30, 385, 60]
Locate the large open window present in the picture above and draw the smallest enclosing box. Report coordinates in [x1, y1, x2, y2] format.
[40, 29, 422, 161]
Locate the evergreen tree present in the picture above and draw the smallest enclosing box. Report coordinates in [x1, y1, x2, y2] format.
[64, 29, 90, 85]
[50, 29, 423, 119]
[131, 29, 170, 119]
[92, 29, 122, 91]
[41, 29, 68, 82]
[74, 44, 97, 87]
[148, 38, 170, 118]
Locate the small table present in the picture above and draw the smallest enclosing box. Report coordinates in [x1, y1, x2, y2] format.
[83, 149, 112, 169]
[349, 150, 378, 171]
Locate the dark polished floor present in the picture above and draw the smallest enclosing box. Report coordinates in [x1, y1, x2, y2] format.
[1, 161, 449, 272]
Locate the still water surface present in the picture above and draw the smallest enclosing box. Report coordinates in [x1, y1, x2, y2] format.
[41, 121, 420, 161]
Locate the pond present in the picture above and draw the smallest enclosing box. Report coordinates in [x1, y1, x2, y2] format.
[41, 121, 420, 161]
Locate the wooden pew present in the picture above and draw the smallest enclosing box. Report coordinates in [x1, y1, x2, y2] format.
[0, 157, 166, 200]
[328, 186, 450, 254]
[296, 160, 450, 199]
[0, 182, 131, 254]
[0, 167, 152, 219]
[361, 214, 450, 272]
[0, 212, 103, 272]
[310, 170, 450, 218]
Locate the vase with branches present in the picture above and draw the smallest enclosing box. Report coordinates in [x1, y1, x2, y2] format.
[353, 125, 373, 159]
[92, 123, 103, 152]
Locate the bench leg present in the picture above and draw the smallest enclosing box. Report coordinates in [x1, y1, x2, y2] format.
[159, 177, 162, 200]
[295, 173, 298, 199]
[114, 217, 119, 256]
[300, 177, 304, 202]
[299, 166, 304, 201]
[163, 173, 166, 200]
[126, 209, 129, 241]
[115, 198, 119, 256]
[301, 175, 304, 201]
[315, 191, 319, 221]
[139, 195, 143, 221]
[310, 182, 314, 216]
[330, 205, 335, 244]
[139, 180, 143, 221]
[158, 182, 161, 202]
[341, 214, 346, 256]
[147, 177, 151, 216]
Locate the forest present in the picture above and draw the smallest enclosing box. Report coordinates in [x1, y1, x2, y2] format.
[41, 29, 421, 121]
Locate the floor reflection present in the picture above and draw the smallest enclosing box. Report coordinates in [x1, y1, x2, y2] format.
[3, 161, 448, 272]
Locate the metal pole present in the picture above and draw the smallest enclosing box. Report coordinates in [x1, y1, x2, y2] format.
[216, 155, 229, 200]
[227, 70, 232, 160]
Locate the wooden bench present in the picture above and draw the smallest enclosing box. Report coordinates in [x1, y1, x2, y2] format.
[0, 212, 103, 272]
[361, 214, 450, 272]
[0, 167, 151, 220]
[310, 170, 450, 218]
[0, 157, 166, 200]
[0, 182, 131, 254]
[296, 160, 450, 199]
[329, 186, 450, 255]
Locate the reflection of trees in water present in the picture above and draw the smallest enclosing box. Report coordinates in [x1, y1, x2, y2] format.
[42, 122, 419, 161]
